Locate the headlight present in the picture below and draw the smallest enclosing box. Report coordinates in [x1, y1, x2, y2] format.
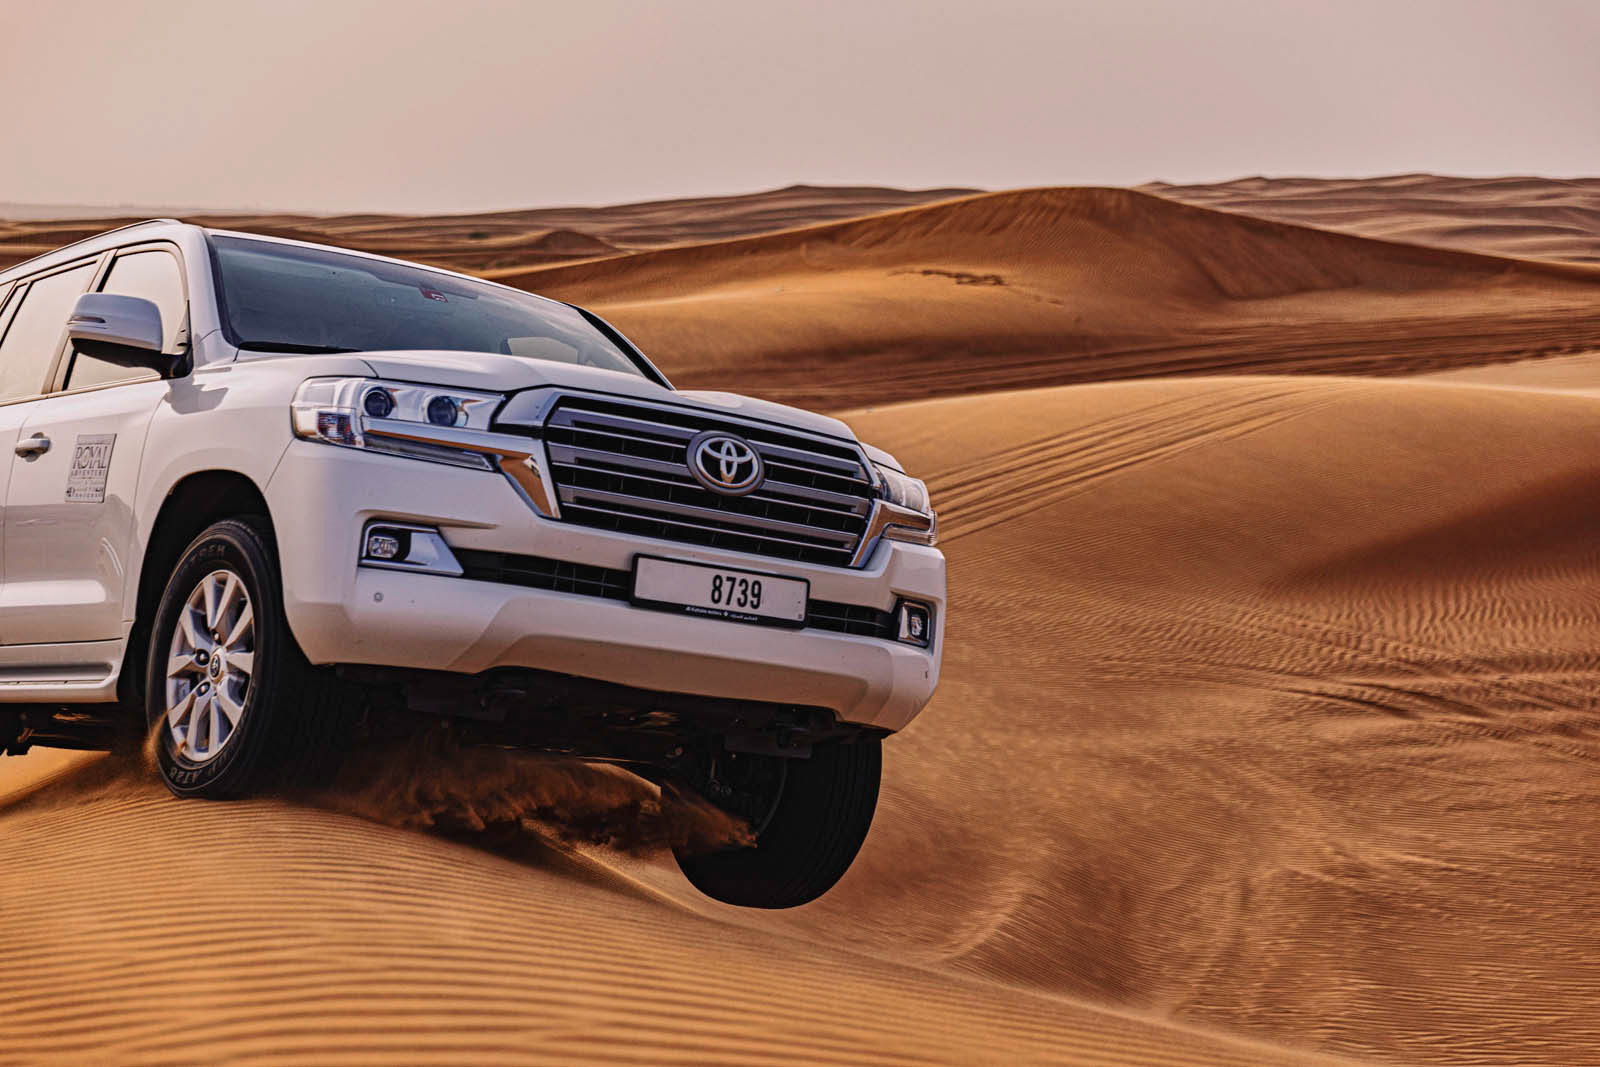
[872, 461, 938, 546]
[292, 377, 504, 469]
[875, 464, 931, 514]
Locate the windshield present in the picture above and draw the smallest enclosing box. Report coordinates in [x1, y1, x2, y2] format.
[208, 234, 651, 378]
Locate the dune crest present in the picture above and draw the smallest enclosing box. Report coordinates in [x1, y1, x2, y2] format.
[0, 184, 975, 274]
[1149, 174, 1600, 265]
[498, 186, 1600, 410]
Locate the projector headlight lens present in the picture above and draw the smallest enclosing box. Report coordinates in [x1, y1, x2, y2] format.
[363, 387, 395, 419]
[292, 378, 502, 469]
[426, 395, 461, 426]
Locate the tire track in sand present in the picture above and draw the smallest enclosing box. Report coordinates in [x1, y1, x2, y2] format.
[931, 381, 1362, 543]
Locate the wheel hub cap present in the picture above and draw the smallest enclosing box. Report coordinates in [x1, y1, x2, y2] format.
[164, 568, 256, 764]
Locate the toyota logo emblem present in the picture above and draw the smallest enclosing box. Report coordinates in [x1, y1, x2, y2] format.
[688, 431, 764, 495]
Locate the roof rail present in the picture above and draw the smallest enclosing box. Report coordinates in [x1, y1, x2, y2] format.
[2, 218, 186, 277]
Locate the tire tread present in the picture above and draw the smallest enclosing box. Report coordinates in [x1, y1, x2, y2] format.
[675, 737, 881, 908]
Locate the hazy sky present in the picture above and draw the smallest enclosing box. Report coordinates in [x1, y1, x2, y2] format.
[2, 0, 1596, 213]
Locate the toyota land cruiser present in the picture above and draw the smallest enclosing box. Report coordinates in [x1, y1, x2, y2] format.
[0, 221, 944, 907]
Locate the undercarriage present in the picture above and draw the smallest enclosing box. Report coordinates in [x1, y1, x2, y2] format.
[3, 665, 880, 771]
[335, 663, 882, 769]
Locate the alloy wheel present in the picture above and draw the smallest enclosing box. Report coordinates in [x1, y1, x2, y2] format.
[163, 568, 256, 763]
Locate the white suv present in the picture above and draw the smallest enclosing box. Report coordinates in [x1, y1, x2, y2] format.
[0, 221, 944, 907]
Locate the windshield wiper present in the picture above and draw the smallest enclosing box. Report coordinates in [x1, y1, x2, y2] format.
[235, 340, 361, 354]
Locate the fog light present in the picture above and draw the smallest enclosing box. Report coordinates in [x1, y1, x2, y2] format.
[359, 523, 464, 577]
[897, 601, 932, 647]
[365, 532, 403, 560]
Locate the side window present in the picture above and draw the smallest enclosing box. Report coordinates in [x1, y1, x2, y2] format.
[65, 249, 187, 391]
[0, 262, 97, 403]
[0, 285, 18, 351]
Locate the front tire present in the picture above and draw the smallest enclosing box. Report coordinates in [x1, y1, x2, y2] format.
[673, 737, 881, 908]
[145, 517, 344, 798]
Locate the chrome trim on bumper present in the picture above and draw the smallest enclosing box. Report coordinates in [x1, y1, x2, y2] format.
[363, 417, 561, 518]
[849, 501, 938, 567]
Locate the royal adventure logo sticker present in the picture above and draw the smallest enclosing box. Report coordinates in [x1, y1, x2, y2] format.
[66, 434, 117, 503]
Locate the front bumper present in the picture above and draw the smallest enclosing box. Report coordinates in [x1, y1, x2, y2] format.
[265, 441, 945, 732]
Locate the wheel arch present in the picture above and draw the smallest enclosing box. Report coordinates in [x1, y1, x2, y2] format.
[121, 470, 275, 706]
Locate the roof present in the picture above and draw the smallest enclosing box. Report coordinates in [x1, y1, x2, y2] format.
[1, 218, 567, 313]
[0, 219, 190, 282]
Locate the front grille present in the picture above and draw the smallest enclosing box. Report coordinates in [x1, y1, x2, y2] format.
[454, 549, 897, 639]
[537, 395, 876, 567]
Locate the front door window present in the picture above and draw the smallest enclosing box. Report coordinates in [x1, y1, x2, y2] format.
[0, 262, 96, 402]
[65, 249, 186, 391]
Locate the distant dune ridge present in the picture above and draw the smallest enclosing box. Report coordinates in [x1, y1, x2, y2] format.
[505, 185, 1600, 408]
[1148, 174, 1600, 265]
[0, 183, 976, 274]
[8, 176, 1599, 411]
[4, 177, 1600, 1065]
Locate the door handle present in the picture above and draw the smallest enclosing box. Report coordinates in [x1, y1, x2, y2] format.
[14, 434, 50, 458]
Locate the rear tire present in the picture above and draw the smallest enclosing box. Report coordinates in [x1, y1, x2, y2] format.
[144, 516, 346, 798]
[673, 737, 881, 908]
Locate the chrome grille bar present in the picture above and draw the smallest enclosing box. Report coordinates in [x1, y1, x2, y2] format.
[540, 395, 877, 567]
[557, 485, 859, 544]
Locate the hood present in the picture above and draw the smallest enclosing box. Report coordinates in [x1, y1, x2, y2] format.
[673, 390, 855, 441]
[351, 350, 857, 441]
[355, 349, 668, 398]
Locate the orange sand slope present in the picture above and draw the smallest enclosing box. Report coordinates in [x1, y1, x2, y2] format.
[0, 760, 1347, 1067]
[506, 187, 1600, 409]
[4, 368, 1599, 1065]
[1149, 174, 1600, 265]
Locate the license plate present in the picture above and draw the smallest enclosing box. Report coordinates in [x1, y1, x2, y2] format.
[632, 556, 808, 627]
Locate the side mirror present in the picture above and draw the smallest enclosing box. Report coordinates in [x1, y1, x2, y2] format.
[67, 293, 184, 377]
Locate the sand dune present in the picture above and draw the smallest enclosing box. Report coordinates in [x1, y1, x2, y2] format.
[6, 368, 1599, 1064]
[0, 751, 1358, 1067]
[833, 374, 1600, 1063]
[501, 186, 1600, 409]
[1148, 174, 1600, 265]
[5, 180, 1600, 1064]
[12, 181, 1600, 412]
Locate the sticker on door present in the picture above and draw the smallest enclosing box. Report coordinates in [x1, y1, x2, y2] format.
[66, 434, 117, 503]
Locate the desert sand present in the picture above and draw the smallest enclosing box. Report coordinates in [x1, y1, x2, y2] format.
[1150, 175, 1600, 265]
[3, 179, 1599, 1065]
